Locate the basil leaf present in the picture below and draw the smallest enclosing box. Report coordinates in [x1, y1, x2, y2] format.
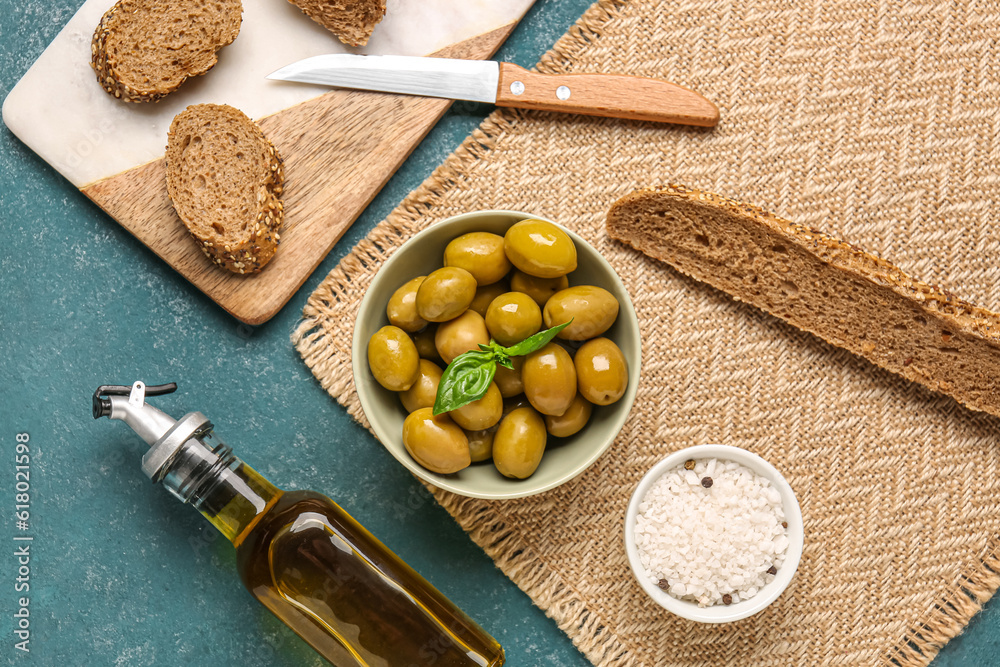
[431, 321, 572, 416]
[478, 340, 514, 369]
[433, 350, 497, 415]
[502, 320, 573, 357]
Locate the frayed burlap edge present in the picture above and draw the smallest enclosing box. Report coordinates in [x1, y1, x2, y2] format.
[293, 1, 1000, 664]
[886, 540, 1000, 666]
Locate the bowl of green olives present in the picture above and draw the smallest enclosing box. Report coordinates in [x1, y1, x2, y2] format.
[352, 210, 641, 499]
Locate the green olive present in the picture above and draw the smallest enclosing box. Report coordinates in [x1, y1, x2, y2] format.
[485, 292, 542, 347]
[522, 342, 577, 416]
[386, 276, 428, 333]
[503, 219, 577, 279]
[434, 310, 490, 365]
[367, 326, 420, 391]
[416, 267, 477, 322]
[494, 356, 525, 398]
[469, 280, 509, 317]
[543, 285, 620, 341]
[545, 394, 593, 437]
[575, 337, 629, 405]
[466, 428, 496, 463]
[402, 408, 470, 474]
[449, 382, 502, 431]
[444, 232, 512, 286]
[412, 326, 441, 363]
[399, 359, 443, 413]
[493, 407, 547, 479]
[510, 271, 569, 308]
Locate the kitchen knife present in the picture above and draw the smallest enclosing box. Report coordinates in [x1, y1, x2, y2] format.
[267, 54, 719, 127]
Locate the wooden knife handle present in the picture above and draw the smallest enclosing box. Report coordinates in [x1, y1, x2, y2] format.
[495, 63, 719, 127]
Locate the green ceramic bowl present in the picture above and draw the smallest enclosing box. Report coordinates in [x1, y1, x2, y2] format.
[352, 210, 641, 499]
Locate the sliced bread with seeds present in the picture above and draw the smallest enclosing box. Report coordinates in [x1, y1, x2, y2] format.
[286, 0, 386, 46]
[165, 104, 284, 275]
[606, 185, 1000, 417]
[91, 0, 243, 103]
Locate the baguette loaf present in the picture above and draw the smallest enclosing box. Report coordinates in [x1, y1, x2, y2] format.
[286, 0, 386, 46]
[165, 104, 284, 274]
[606, 185, 1000, 417]
[91, 0, 242, 103]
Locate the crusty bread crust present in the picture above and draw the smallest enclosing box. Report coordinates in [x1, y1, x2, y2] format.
[165, 104, 284, 275]
[287, 0, 386, 46]
[91, 0, 242, 103]
[607, 184, 1000, 416]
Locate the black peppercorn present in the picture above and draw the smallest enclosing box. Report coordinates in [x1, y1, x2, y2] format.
[657, 579, 669, 591]
[701, 477, 713, 488]
[767, 565, 778, 575]
[722, 594, 733, 605]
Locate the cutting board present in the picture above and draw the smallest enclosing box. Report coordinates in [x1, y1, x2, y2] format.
[2, 0, 536, 324]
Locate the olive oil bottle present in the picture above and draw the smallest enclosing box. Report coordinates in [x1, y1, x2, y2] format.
[93, 381, 504, 667]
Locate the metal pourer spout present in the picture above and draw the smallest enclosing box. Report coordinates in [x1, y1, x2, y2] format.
[92, 381, 217, 484]
[92, 382, 180, 444]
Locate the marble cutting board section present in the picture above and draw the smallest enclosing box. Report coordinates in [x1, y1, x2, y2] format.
[3, 0, 536, 324]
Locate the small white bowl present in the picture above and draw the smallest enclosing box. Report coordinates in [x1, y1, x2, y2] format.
[624, 444, 804, 623]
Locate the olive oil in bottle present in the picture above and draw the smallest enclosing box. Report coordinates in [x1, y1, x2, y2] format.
[93, 381, 504, 667]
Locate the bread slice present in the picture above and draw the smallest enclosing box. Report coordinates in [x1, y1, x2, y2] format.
[606, 185, 1000, 417]
[91, 0, 242, 103]
[286, 0, 386, 46]
[165, 104, 284, 274]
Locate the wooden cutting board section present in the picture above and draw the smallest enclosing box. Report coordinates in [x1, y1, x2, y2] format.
[81, 27, 516, 324]
[3, 1, 535, 324]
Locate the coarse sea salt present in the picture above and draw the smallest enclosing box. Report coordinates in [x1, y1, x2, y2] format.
[634, 457, 788, 607]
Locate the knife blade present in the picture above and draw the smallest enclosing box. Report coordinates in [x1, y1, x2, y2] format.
[267, 54, 719, 127]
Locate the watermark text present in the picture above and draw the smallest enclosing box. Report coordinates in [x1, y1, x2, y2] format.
[12, 432, 32, 654]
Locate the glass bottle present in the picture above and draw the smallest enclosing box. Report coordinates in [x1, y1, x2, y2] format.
[93, 381, 504, 667]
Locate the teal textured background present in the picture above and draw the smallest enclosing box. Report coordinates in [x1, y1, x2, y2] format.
[1, 1, 997, 665]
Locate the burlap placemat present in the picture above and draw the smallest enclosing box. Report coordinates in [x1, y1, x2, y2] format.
[293, 1, 1000, 664]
